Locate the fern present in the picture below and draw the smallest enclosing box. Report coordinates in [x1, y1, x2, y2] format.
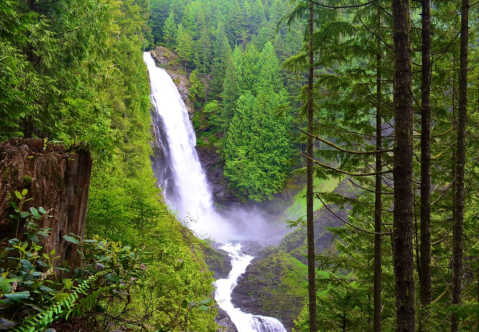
[13, 271, 113, 332]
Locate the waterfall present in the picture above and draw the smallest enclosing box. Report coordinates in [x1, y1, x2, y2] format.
[144, 52, 233, 242]
[144, 52, 287, 332]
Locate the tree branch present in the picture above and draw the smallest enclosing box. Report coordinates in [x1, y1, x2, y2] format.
[316, 194, 391, 235]
[348, 178, 393, 195]
[357, 13, 392, 49]
[308, 0, 378, 9]
[300, 129, 393, 154]
[301, 152, 393, 177]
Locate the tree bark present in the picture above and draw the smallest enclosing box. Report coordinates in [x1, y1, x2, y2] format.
[419, 0, 432, 326]
[451, 0, 469, 331]
[306, 2, 317, 332]
[373, 6, 382, 332]
[0, 138, 92, 269]
[392, 1, 416, 331]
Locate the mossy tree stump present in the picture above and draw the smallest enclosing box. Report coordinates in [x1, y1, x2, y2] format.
[0, 138, 92, 266]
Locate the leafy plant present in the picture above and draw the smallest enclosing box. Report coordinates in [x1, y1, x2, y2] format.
[1, 193, 149, 331]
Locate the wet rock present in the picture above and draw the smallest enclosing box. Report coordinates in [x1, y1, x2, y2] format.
[215, 306, 238, 332]
[231, 249, 308, 331]
[196, 145, 237, 204]
[203, 244, 232, 280]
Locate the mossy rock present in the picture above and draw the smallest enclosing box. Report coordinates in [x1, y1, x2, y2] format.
[231, 249, 308, 331]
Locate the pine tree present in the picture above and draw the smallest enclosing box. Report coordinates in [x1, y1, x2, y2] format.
[221, 56, 240, 129]
[163, 10, 177, 46]
[210, 21, 232, 99]
[227, 0, 243, 45]
[240, 42, 260, 93]
[224, 91, 291, 201]
[176, 24, 193, 69]
[451, 0, 469, 330]
[392, 0, 415, 330]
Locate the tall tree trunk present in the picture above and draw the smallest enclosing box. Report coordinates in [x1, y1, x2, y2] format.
[451, 0, 469, 331]
[306, 2, 317, 332]
[419, 0, 432, 327]
[373, 6, 382, 332]
[392, 1, 416, 331]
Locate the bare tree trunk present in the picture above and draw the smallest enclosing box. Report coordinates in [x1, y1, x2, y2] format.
[392, 1, 416, 331]
[419, 0, 432, 328]
[451, 0, 469, 331]
[373, 7, 382, 332]
[306, 2, 317, 332]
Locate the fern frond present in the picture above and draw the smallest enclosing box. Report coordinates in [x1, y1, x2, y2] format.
[13, 271, 111, 332]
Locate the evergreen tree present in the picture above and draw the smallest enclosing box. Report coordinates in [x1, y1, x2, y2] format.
[210, 21, 232, 99]
[176, 23, 193, 69]
[224, 91, 291, 201]
[221, 56, 240, 129]
[227, 0, 243, 45]
[163, 10, 177, 46]
[254, 42, 281, 94]
[240, 42, 260, 92]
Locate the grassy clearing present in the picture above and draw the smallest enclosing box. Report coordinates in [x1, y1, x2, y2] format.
[282, 177, 341, 221]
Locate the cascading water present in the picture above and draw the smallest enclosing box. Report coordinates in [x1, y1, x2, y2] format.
[215, 243, 287, 332]
[144, 52, 233, 242]
[144, 52, 287, 332]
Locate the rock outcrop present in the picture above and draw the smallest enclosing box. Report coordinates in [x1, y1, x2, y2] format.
[215, 307, 238, 332]
[0, 138, 92, 267]
[196, 145, 237, 204]
[231, 248, 308, 331]
[203, 244, 232, 280]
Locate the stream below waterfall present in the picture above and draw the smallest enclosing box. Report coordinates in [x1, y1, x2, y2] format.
[143, 52, 288, 332]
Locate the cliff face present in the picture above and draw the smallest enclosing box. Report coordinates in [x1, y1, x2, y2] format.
[0, 138, 92, 266]
[196, 145, 238, 204]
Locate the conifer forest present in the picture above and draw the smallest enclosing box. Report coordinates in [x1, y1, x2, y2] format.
[2, 0, 479, 331]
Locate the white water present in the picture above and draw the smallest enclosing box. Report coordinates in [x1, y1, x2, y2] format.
[215, 243, 287, 332]
[144, 52, 234, 242]
[144, 52, 287, 332]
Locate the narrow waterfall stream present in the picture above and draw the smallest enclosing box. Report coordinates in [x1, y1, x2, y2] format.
[144, 52, 287, 332]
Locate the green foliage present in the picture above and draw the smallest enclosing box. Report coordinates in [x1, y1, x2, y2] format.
[0, 1, 220, 331]
[176, 24, 193, 67]
[223, 42, 293, 201]
[163, 10, 177, 45]
[1, 199, 149, 331]
[13, 271, 110, 332]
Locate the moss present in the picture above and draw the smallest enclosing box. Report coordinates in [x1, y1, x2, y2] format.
[200, 245, 231, 279]
[23, 175, 32, 187]
[11, 166, 19, 178]
[2, 166, 11, 182]
[236, 250, 308, 329]
[281, 177, 340, 221]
